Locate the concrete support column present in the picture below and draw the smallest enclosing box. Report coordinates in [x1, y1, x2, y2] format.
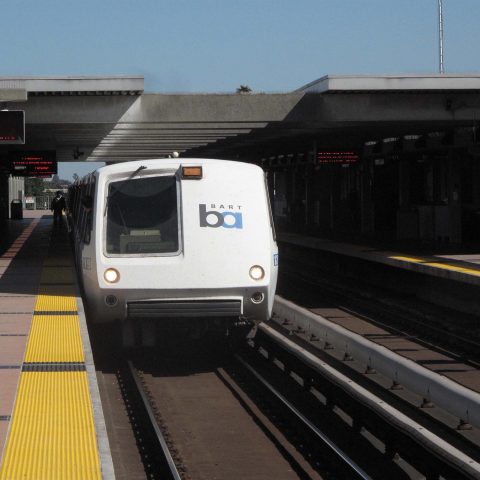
[0, 165, 9, 252]
[285, 166, 295, 230]
[360, 158, 375, 235]
[448, 152, 462, 243]
[328, 166, 334, 232]
[396, 158, 418, 240]
[272, 170, 288, 231]
[398, 158, 410, 207]
[304, 163, 315, 232]
[8, 177, 25, 207]
[289, 165, 307, 232]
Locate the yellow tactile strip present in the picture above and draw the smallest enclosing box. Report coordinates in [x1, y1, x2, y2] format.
[0, 227, 102, 479]
[24, 315, 84, 363]
[389, 254, 480, 277]
[0, 371, 100, 480]
[34, 285, 78, 312]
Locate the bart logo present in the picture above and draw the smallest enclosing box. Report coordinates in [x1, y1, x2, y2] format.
[199, 204, 243, 229]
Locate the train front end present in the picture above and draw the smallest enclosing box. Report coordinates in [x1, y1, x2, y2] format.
[82, 159, 278, 340]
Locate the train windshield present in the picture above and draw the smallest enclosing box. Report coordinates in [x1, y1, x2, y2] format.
[105, 175, 179, 255]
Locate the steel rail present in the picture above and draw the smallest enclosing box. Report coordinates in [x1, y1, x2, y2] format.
[127, 361, 182, 480]
[273, 295, 480, 429]
[338, 303, 480, 363]
[284, 265, 480, 359]
[235, 354, 373, 480]
[258, 321, 480, 478]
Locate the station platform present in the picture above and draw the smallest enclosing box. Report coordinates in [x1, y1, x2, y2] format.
[278, 232, 480, 286]
[0, 211, 114, 479]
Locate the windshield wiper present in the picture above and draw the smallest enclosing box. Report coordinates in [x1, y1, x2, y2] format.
[104, 165, 147, 216]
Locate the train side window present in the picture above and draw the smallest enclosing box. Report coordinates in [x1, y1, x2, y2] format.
[82, 195, 93, 213]
[83, 190, 94, 243]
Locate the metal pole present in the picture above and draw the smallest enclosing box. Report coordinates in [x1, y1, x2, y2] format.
[438, 0, 445, 73]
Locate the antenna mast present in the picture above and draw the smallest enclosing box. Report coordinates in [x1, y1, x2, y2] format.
[438, 0, 445, 73]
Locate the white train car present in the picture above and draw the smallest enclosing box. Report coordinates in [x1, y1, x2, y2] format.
[68, 158, 278, 343]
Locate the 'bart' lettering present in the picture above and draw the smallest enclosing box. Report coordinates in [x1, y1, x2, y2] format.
[199, 204, 243, 229]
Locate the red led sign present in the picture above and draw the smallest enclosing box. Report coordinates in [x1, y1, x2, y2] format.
[0, 111, 25, 144]
[317, 151, 360, 164]
[9, 151, 57, 177]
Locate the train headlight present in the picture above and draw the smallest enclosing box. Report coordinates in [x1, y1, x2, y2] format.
[104, 268, 120, 283]
[249, 265, 265, 281]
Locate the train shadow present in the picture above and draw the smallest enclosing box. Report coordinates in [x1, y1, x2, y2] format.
[131, 335, 233, 377]
[88, 320, 234, 377]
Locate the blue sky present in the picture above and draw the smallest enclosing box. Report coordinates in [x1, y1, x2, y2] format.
[3, 0, 479, 179]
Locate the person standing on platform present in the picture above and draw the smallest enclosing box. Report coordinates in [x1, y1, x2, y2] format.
[50, 190, 66, 227]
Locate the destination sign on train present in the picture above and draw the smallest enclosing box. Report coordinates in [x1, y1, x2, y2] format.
[0, 110, 25, 144]
[317, 151, 360, 164]
[9, 151, 57, 177]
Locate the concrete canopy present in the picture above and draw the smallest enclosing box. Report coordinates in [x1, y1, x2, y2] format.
[1, 74, 480, 165]
[0, 76, 144, 163]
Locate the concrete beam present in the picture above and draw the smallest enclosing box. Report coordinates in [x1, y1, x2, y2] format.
[119, 93, 304, 123]
[0, 89, 27, 102]
[0, 76, 144, 94]
[299, 74, 480, 93]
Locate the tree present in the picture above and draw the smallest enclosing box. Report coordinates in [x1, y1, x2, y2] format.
[236, 85, 252, 94]
[25, 178, 46, 196]
[49, 175, 71, 189]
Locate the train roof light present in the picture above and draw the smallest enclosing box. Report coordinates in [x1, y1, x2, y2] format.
[182, 166, 203, 179]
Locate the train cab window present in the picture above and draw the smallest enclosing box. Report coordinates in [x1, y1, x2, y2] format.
[105, 175, 179, 255]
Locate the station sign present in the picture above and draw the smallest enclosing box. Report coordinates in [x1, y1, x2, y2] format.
[317, 151, 360, 165]
[0, 110, 25, 144]
[9, 151, 57, 177]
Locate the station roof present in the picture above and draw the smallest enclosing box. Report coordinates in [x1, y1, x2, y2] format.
[1, 74, 480, 165]
[299, 73, 480, 93]
[0, 76, 144, 96]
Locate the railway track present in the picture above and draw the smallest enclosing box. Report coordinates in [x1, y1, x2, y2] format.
[276, 258, 480, 435]
[252, 320, 480, 479]
[92, 317, 480, 479]
[272, 256, 480, 478]
[126, 360, 182, 480]
[93, 331, 390, 479]
[278, 262, 480, 366]
[125, 343, 349, 480]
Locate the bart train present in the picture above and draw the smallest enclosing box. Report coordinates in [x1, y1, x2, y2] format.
[68, 158, 278, 344]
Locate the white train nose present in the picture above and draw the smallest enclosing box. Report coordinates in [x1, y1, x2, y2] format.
[71, 158, 278, 331]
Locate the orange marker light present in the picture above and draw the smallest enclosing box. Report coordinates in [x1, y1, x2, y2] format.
[182, 166, 203, 179]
